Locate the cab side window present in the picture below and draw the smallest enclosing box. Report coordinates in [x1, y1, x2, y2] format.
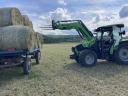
[103, 32, 111, 41]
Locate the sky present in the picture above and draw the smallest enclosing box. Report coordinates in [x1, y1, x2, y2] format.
[0, 0, 128, 35]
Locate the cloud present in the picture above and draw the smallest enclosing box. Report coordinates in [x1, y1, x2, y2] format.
[38, 8, 71, 25]
[35, 4, 128, 35]
[67, 0, 116, 4]
[119, 5, 128, 18]
[50, 8, 71, 21]
[33, 8, 72, 35]
[83, 0, 116, 4]
[92, 15, 100, 23]
[35, 7, 119, 34]
[58, 0, 67, 5]
[39, 15, 46, 20]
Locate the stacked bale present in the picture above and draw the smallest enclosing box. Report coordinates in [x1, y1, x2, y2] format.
[35, 33, 42, 48]
[0, 7, 42, 51]
[0, 7, 23, 27]
[22, 15, 33, 29]
[22, 15, 42, 49]
[0, 26, 34, 50]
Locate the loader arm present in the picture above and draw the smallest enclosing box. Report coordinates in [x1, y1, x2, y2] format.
[52, 20, 96, 47]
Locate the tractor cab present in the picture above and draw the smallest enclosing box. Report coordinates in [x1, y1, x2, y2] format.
[94, 24, 125, 40]
[94, 24, 125, 59]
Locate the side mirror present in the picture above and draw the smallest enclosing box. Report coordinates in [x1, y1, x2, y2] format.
[123, 31, 126, 35]
[119, 31, 125, 35]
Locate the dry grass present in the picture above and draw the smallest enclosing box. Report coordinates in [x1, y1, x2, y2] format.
[0, 43, 128, 96]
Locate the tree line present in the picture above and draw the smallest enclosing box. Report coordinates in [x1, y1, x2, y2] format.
[38, 34, 82, 43]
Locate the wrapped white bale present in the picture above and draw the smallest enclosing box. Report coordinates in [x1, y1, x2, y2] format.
[22, 15, 33, 28]
[0, 25, 36, 50]
[0, 7, 23, 27]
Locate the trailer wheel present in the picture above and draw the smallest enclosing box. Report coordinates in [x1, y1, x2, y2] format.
[35, 52, 41, 64]
[23, 57, 31, 75]
[79, 49, 97, 67]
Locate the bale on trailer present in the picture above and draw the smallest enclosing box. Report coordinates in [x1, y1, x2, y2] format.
[0, 25, 36, 50]
[0, 7, 23, 27]
[31, 32, 39, 49]
[22, 15, 33, 29]
[35, 33, 42, 48]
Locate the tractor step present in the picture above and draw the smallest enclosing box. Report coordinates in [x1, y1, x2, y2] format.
[70, 54, 76, 59]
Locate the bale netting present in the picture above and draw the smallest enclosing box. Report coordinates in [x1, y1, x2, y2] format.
[22, 15, 33, 29]
[0, 25, 37, 50]
[0, 7, 23, 27]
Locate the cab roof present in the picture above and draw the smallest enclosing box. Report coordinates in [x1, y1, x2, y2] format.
[95, 24, 124, 32]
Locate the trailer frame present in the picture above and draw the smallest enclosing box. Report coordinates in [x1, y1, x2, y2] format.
[0, 48, 41, 75]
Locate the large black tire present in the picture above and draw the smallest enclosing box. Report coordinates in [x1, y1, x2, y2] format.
[75, 57, 79, 63]
[35, 52, 41, 64]
[23, 57, 31, 75]
[79, 49, 97, 67]
[114, 44, 128, 65]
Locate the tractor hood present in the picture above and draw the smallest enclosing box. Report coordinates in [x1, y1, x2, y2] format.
[121, 37, 128, 42]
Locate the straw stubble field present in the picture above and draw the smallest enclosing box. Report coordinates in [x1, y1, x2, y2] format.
[0, 43, 128, 96]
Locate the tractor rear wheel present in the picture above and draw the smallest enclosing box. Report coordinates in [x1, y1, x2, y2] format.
[75, 57, 79, 63]
[79, 49, 97, 67]
[115, 45, 128, 65]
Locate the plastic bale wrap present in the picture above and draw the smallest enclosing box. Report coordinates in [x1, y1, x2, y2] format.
[22, 15, 33, 29]
[0, 7, 23, 27]
[0, 25, 36, 50]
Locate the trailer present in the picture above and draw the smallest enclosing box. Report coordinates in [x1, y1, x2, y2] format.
[0, 48, 41, 75]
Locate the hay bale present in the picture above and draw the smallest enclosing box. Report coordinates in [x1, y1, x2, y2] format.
[22, 15, 33, 28]
[0, 7, 23, 27]
[31, 32, 39, 49]
[35, 33, 42, 48]
[0, 25, 36, 50]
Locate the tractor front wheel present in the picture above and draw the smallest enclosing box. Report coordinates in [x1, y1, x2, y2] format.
[79, 49, 97, 67]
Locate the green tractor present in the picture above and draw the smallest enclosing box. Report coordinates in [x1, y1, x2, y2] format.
[51, 20, 128, 67]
